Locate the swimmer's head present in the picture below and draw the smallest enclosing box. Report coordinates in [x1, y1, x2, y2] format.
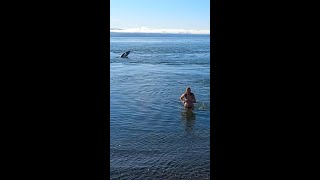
[186, 87, 191, 92]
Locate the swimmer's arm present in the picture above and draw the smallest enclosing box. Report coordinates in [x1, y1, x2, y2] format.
[180, 94, 186, 102]
[193, 95, 196, 103]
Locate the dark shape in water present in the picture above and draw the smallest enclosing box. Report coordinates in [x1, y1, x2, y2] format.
[120, 51, 131, 58]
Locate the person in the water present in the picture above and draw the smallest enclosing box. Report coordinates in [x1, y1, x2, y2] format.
[180, 87, 196, 108]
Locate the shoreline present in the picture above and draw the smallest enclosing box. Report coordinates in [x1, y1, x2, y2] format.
[110, 32, 210, 37]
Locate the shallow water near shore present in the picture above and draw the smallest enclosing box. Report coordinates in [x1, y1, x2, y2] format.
[110, 35, 210, 179]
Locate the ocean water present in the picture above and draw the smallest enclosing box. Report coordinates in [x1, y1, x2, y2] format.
[110, 35, 210, 180]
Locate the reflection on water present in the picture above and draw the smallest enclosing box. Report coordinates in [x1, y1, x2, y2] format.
[180, 108, 196, 133]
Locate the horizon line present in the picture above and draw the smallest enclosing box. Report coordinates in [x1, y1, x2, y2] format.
[110, 27, 210, 35]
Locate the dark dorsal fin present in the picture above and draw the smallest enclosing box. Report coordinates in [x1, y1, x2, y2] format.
[120, 51, 131, 58]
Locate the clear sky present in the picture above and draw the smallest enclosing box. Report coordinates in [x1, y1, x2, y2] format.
[110, 0, 210, 30]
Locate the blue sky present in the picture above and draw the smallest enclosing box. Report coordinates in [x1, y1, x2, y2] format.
[110, 0, 210, 30]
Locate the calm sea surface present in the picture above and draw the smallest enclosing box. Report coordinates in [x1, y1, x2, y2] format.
[110, 35, 210, 180]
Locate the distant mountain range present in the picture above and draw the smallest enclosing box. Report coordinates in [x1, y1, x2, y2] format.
[110, 28, 124, 30]
[110, 27, 210, 36]
[110, 32, 209, 37]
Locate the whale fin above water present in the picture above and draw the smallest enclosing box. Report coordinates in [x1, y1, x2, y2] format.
[120, 51, 131, 58]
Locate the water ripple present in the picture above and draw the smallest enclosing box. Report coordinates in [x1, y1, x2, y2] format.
[111, 36, 210, 179]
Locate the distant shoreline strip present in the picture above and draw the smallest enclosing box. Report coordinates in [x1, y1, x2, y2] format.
[110, 32, 210, 37]
[110, 29, 210, 35]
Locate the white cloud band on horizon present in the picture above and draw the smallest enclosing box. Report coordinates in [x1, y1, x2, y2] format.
[110, 27, 210, 35]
